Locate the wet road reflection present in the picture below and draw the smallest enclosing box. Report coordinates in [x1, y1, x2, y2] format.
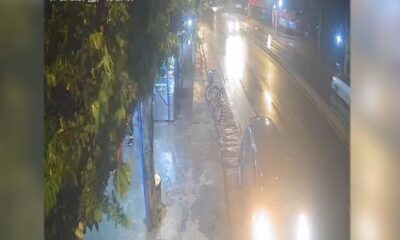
[200, 9, 349, 240]
[225, 35, 245, 81]
[264, 90, 273, 106]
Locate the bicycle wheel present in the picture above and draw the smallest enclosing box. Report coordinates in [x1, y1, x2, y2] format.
[213, 100, 223, 122]
[205, 84, 212, 102]
[209, 86, 219, 109]
[211, 85, 221, 101]
[211, 87, 223, 121]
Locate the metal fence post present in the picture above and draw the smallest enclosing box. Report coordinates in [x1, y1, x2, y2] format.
[137, 100, 151, 229]
[166, 74, 170, 121]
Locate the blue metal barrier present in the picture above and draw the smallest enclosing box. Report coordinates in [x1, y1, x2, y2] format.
[137, 101, 151, 228]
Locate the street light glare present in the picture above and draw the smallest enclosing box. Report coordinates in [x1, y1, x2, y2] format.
[265, 91, 273, 105]
[278, 0, 283, 8]
[336, 35, 342, 45]
[225, 35, 244, 81]
[297, 214, 311, 240]
[188, 19, 192, 27]
[252, 212, 273, 240]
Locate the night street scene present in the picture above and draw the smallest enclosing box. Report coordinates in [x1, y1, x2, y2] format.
[45, 0, 349, 239]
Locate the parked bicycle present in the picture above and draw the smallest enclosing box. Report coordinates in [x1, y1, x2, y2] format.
[205, 70, 214, 101]
[205, 70, 223, 122]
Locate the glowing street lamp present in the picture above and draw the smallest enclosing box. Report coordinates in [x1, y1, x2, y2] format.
[278, 0, 283, 8]
[336, 34, 343, 46]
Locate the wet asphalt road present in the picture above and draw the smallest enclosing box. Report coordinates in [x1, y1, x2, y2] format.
[199, 9, 349, 240]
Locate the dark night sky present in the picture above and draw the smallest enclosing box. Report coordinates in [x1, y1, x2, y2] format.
[281, 0, 349, 60]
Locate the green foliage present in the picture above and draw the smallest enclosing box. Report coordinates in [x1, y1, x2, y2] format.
[127, 0, 193, 94]
[45, 0, 193, 239]
[45, 2, 136, 239]
[114, 162, 132, 199]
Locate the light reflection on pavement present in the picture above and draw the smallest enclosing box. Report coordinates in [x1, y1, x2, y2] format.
[225, 35, 245, 81]
[200, 10, 349, 240]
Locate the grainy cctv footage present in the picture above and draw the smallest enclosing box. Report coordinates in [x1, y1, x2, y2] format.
[44, 0, 350, 239]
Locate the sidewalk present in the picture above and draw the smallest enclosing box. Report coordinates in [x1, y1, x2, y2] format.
[198, 22, 247, 240]
[85, 38, 230, 240]
[147, 43, 230, 239]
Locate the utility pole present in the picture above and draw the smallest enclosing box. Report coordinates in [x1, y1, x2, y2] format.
[277, 0, 283, 34]
[317, 3, 322, 55]
[276, 7, 279, 34]
[343, 1, 349, 77]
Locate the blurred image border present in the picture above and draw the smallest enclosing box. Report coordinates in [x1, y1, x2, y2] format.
[0, 1, 44, 240]
[352, 0, 400, 239]
[1, 0, 400, 239]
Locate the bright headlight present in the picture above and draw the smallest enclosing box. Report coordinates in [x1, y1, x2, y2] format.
[228, 21, 234, 31]
[252, 212, 273, 240]
[297, 214, 311, 240]
[235, 22, 240, 31]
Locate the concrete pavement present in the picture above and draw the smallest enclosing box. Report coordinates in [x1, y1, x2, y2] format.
[199, 10, 349, 239]
[85, 36, 230, 240]
[234, 15, 350, 142]
[235, 13, 335, 74]
[234, 12, 349, 145]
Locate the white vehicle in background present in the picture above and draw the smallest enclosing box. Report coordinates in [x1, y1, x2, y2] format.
[235, 3, 242, 9]
[225, 15, 240, 34]
[207, 1, 223, 13]
[330, 70, 350, 126]
[211, 5, 223, 12]
[331, 74, 350, 106]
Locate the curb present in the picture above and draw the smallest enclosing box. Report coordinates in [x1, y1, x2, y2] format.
[197, 33, 244, 239]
